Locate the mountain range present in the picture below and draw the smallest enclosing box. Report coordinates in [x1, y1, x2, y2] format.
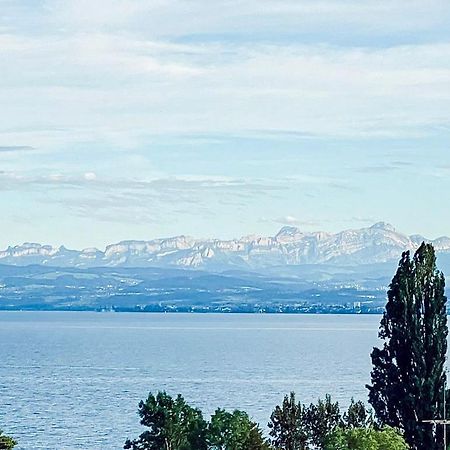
[1, 222, 449, 271]
[1, 222, 449, 311]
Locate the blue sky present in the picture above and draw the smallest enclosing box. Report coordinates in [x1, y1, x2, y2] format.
[1, 0, 450, 249]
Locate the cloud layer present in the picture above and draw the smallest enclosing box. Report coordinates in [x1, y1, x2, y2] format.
[0, 1, 450, 247]
[2, 33, 450, 146]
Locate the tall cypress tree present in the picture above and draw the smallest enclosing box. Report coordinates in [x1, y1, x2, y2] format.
[367, 243, 448, 450]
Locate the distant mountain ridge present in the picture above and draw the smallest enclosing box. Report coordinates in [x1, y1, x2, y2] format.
[1, 222, 449, 270]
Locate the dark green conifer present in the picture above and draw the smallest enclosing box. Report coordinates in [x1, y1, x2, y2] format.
[304, 395, 341, 448]
[268, 392, 308, 450]
[367, 243, 448, 450]
[342, 398, 373, 429]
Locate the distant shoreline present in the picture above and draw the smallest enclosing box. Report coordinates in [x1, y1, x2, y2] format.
[0, 307, 384, 315]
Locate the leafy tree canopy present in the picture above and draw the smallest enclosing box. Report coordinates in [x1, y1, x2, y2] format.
[324, 426, 409, 450]
[124, 391, 207, 450]
[208, 408, 271, 450]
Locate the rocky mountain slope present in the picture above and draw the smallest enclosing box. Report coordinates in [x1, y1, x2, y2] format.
[1, 222, 449, 270]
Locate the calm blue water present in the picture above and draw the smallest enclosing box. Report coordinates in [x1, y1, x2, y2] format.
[0, 312, 381, 450]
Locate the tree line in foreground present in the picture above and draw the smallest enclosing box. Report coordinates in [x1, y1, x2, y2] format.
[124, 390, 407, 450]
[1, 243, 448, 449]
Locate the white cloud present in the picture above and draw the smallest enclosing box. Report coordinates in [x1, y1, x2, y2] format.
[273, 215, 318, 227]
[84, 172, 97, 181]
[0, 0, 449, 149]
[39, 0, 450, 37]
[1, 31, 450, 147]
[47, 173, 65, 182]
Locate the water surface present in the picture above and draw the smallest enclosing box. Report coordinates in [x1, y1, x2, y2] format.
[0, 312, 381, 449]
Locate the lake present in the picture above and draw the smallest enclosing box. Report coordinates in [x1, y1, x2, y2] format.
[0, 312, 381, 450]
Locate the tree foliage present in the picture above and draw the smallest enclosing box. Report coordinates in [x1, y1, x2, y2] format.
[0, 430, 16, 450]
[324, 426, 409, 450]
[124, 392, 270, 450]
[342, 399, 373, 429]
[269, 394, 375, 449]
[304, 395, 341, 448]
[124, 391, 207, 450]
[208, 408, 271, 450]
[367, 243, 448, 450]
[268, 392, 308, 450]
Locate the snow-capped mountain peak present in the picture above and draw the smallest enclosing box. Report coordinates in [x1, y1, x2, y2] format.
[0, 223, 448, 270]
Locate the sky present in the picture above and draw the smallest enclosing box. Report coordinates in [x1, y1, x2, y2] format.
[1, 0, 450, 249]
